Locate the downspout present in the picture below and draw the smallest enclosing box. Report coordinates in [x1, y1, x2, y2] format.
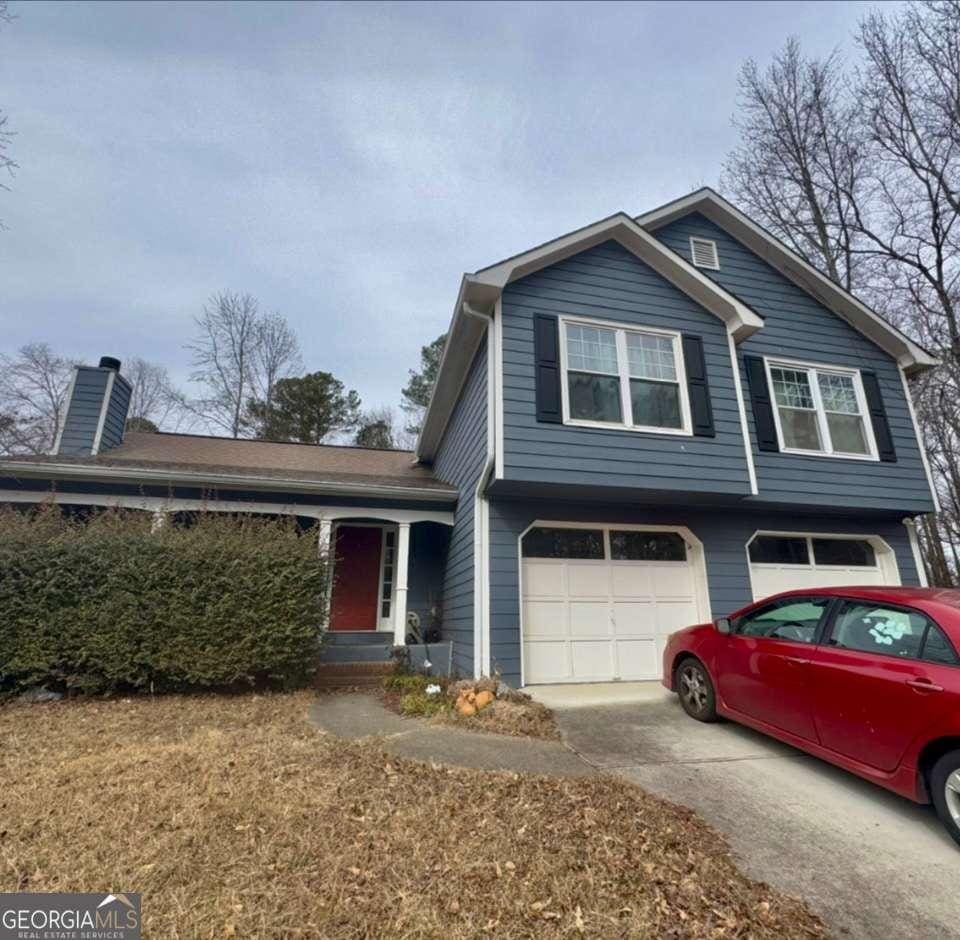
[463, 300, 495, 679]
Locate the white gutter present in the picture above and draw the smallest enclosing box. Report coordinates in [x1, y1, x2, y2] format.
[0, 460, 457, 504]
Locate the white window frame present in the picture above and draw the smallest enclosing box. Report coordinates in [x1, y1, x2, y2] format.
[689, 237, 720, 270]
[558, 315, 693, 437]
[764, 356, 879, 461]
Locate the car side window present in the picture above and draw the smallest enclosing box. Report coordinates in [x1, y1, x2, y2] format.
[830, 602, 929, 660]
[733, 597, 831, 644]
[922, 623, 960, 666]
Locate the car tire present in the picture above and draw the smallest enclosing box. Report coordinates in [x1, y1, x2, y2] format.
[675, 658, 718, 723]
[930, 750, 960, 848]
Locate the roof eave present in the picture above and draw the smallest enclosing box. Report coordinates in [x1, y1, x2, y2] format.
[637, 188, 939, 375]
[0, 461, 457, 504]
[415, 211, 766, 460]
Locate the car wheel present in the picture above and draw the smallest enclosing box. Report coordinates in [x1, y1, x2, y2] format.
[930, 750, 960, 848]
[676, 658, 717, 722]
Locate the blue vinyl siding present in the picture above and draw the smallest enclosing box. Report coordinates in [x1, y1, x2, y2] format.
[488, 496, 921, 687]
[57, 367, 111, 456]
[653, 213, 935, 514]
[432, 336, 488, 677]
[406, 522, 450, 637]
[56, 367, 133, 456]
[100, 376, 132, 451]
[500, 240, 752, 496]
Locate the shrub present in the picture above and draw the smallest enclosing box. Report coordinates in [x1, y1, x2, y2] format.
[0, 505, 330, 696]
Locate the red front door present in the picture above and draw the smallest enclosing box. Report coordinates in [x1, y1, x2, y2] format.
[329, 526, 383, 632]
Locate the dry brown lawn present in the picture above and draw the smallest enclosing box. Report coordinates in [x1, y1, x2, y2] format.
[0, 693, 826, 938]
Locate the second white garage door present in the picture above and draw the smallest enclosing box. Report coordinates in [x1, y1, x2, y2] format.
[521, 525, 708, 685]
[747, 532, 900, 601]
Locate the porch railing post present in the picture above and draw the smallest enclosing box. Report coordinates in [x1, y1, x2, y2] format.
[319, 518, 333, 631]
[393, 521, 411, 646]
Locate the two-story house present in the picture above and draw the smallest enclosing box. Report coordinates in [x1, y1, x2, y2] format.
[0, 189, 939, 688]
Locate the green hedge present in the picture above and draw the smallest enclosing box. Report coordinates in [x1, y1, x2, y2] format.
[0, 505, 329, 695]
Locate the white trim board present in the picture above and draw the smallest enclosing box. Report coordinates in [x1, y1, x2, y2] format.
[416, 209, 765, 461]
[0, 490, 455, 526]
[637, 187, 937, 376]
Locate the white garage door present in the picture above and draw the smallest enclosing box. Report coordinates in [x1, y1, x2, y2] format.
[521, 525, 706, 684]
[748, 533, 899, 601]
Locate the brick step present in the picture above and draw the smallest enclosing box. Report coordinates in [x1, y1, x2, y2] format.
[313, 661, 392, 690]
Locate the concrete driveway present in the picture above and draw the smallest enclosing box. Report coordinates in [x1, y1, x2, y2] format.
[547, 686, 960, 939]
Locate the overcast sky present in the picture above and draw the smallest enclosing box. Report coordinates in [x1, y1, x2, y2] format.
[1, 0, 886, 421]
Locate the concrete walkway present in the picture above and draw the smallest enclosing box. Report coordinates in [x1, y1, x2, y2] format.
[308, 693, 594, 777]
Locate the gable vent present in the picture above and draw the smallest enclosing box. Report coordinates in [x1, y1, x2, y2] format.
[689, 237, 719, 270]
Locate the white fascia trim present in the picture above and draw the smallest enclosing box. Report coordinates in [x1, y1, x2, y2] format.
[0, 460, 457, 504]
[494, 298, 504, 482]
[637, 189, 937, 375]
[898, 366, 941, 513]
[90, 369, 116, 456]
[417, 211, 766, 461]
[473, 315, 496, 679]
[51, 367, 79, 456]
[727, 330, 758, 495]
[902, 517, 929, 587]
[472, 213, 763, 339]
[0, 489, 455, 526]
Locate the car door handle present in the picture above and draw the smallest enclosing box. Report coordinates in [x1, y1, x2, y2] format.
[905, 678, 943, 693]
[784, 656, 810, 666]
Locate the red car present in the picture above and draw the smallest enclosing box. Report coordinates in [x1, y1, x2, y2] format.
[662, 586, 960, 846]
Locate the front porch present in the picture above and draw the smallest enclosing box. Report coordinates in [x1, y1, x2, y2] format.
[0, 486, 454, 672]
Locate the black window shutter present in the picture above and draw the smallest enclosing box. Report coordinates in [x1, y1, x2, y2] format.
[680, 334, 715, 437]
[533, 314, 563, 423]
[743, 355, 780, 452]
[860, 371, 897, 462]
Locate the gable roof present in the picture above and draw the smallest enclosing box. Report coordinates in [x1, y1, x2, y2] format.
[636, 187, 938, 377]
[416, 211, 766, 460]
[0, 431, 456, 502]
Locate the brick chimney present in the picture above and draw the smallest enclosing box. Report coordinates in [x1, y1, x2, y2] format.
[53, 356, 133, 456]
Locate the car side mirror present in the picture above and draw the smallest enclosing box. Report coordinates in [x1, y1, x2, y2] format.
[715, 617, 732, 635]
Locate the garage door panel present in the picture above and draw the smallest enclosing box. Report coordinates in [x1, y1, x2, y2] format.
[522, 600, 566, 638]
[567, 563, 610, 597]
[610, 565, 652, 597]
[570, 641, 616, 680]
[569, 602, 611, 636]
[614, 639, 659, 680]
[645, 564, 696, 595]
[654, 601, 700, 631]
[611, 601, 655, 637]
[525, 642, 570, 683]
[523, 562, 565, 596]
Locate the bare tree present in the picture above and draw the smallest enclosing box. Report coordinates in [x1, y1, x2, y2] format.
[0, 343, 76, 455]
[123, 357, 188, 432]
[722, 38, 867, 290]
[187, 293, 301, 438]
[250, 312, 301, 422]
[724, 4, 960, 584]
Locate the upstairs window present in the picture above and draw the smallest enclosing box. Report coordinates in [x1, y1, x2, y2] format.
[560, 318, 692, 435]
[689, 237, 720, 270]
[766, 359, 877, 459]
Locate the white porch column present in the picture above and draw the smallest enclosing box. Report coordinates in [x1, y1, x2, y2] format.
[317, 518, 332, 556]
[151, 510, 167, 533]
[318, 518, 334, 631]
[393, 521, 411, 646]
